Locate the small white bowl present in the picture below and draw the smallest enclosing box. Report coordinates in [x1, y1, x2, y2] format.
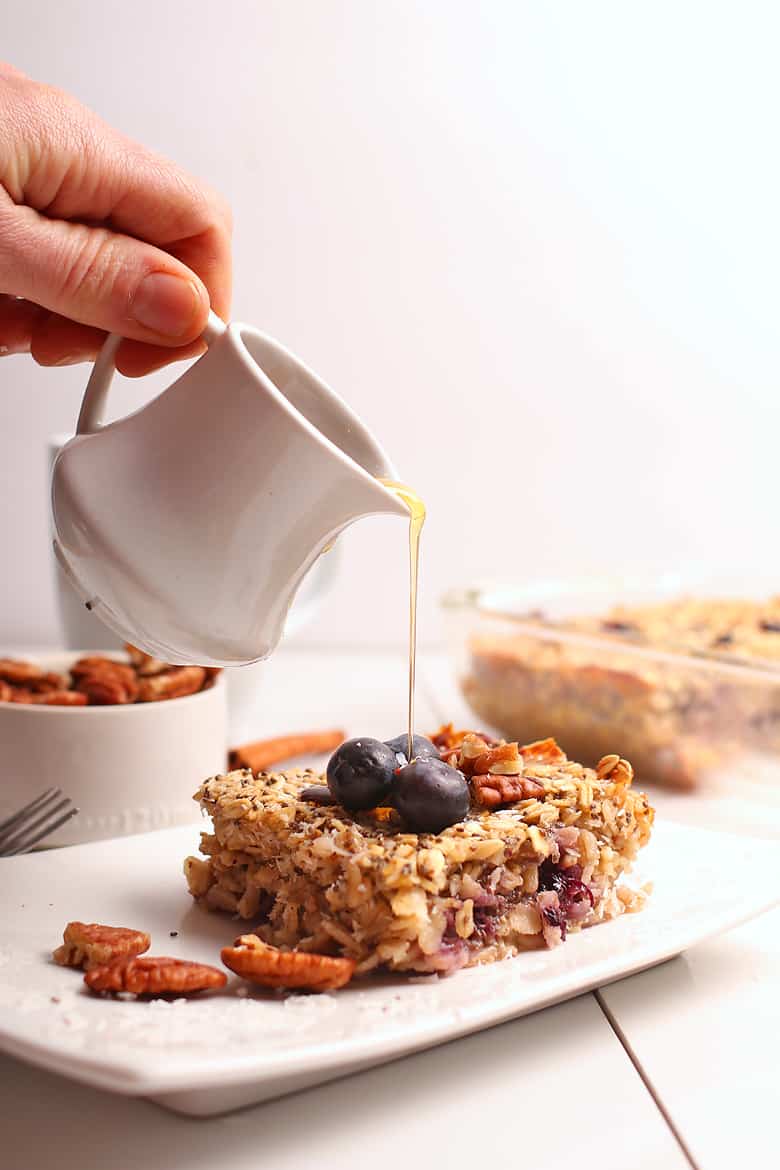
[0, 652, 227, 847]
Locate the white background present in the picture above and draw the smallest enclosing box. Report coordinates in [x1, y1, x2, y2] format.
[1, 1, 779, 651]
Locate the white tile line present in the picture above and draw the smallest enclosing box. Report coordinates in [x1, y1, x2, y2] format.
[595, 990, 700, 1170]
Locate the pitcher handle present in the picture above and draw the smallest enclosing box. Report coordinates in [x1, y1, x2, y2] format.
[76, 310, 228, 435]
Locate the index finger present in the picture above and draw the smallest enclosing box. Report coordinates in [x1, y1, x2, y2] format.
[7, 79, 233, 326]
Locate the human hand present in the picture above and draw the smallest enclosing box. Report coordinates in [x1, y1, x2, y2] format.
[0, 63, 231, 376]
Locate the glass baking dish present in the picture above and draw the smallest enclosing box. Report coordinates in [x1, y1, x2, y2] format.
[442, 580, 780, 791]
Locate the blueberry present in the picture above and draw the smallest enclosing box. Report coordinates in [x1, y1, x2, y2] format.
[384, 733, 440, 766]
[326, 737, 397, 810]
[393, 758, 470, 834]
[300, 784, 337, 805]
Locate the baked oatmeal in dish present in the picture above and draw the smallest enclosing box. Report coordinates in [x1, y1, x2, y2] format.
[563, 596, 780, 664]
[184, 730, 653, 976]
[458, 594, 780, 791]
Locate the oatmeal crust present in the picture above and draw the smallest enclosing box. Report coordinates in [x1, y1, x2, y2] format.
[185, 747, 652, 976]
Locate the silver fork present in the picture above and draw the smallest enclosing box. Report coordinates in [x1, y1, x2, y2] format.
[0, 789, 79, 857]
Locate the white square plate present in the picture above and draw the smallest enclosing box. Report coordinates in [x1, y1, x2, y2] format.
[0, 820, 777, 1116]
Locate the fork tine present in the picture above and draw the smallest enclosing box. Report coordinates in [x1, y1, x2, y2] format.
[0, 788, 59, 836]
[0, 794, 73, 852]
[3, 803, 79, 856]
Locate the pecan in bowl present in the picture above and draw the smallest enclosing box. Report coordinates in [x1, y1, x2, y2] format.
[0, 648, 220, 708]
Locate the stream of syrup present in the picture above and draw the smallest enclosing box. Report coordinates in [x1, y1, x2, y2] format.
[378, 480, 426, 761]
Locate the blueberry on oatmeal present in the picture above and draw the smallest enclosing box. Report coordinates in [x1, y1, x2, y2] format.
[393, 757, 470, 833]
[384, 733, 440, 766]
[300, 783, 337, 804]
[326, 737, 397, 809]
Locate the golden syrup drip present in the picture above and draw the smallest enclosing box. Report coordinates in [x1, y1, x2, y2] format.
[378, 479, 426, 761]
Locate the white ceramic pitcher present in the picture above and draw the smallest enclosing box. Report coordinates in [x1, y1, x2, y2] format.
[51, 312, 408, 666]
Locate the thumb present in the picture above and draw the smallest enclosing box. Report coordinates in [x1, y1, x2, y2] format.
[0, 200, 210, 345]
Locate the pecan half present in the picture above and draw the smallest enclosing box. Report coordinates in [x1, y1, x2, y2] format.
[471, 741, 524, 776]
[0, 659, 67, 692]
[76, 675, 136, 705]
[53, 922, 151, 970]
[70, 656, 127, 681]
[448, 732, 490, 773]
[472, 773, 545, 808]
[10, 689, 87, 706]
[75, 676, 126, 705]
[430, 723, 467, 752]
[29, 673, 70, 693]
[85, 955, 227, 995]
[137, 666, 206, 702]
[221, 934, 355, 992]
[519, 737, 568, 764]
[429, 723, 499, 753]
[72, 658, 139, 705]
[124, 644, 169, 676]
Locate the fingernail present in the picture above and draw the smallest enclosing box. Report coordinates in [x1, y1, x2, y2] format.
[130, 273, 204, 338]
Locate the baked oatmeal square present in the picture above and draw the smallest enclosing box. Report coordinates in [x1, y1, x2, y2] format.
[184, 733, 653, 976]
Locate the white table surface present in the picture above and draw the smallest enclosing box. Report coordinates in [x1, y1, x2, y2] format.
[2, 646, 778, 1169]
